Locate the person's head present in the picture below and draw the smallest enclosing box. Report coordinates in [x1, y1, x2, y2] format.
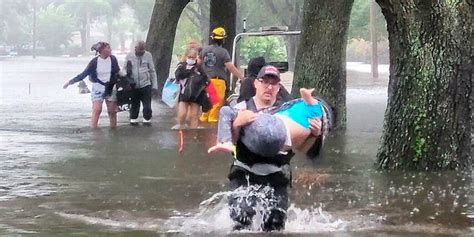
[253, 65, 281, 105]
[247, 56, 266, 78]
[135, 40, 146, 57]
[187, 39, 201, 50]
[91, 42, 111, 58]
[210, 27, 227, 46]
[241, 113, 287, 157]
[182, 48, 199, 65]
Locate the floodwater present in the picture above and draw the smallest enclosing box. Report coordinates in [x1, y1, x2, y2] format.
[0, 56, 472, 236]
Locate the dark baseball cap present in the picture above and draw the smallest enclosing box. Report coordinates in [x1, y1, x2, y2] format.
[257, 65, 280, 81]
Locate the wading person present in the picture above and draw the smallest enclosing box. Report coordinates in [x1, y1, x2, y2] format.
[125, 41, 158, 125]
[199, 27, 244, 123]
[215, 65, 324, 231]
[63, 42, 119, 129]
[174, 48, 209, 129]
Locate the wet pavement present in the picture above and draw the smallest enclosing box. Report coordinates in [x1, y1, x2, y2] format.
[0, 56, 472, 236]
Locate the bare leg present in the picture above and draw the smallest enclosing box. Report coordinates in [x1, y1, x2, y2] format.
[299, 88, 318, 105]
[177, 102, 188, 126]
[208, 141, 233, 153]
[208, 106, 237, 154]
[91, 101, 102, 129]
[106, 101, 117, 129]
[188, 103, 200, 128]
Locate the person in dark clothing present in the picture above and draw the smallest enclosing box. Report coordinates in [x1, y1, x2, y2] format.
[238, 57, 292, 103]
[174, 48, 209, 129]
[199, 27, 244, 123]
[222, 66, 324, 231]
[63, 42, 119, 128]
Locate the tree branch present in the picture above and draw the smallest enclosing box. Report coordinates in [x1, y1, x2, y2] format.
[183, 7, 200, 28]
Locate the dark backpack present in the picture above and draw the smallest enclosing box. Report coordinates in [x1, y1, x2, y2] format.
[116, 61, 135, 112]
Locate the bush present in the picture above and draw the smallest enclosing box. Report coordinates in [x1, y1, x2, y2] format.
[346, 38, 389, 64]
[37, 4, 75, 55]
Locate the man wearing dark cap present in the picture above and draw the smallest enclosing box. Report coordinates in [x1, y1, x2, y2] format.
[221, 65, 323, 231]
[237, 56, 292, 103]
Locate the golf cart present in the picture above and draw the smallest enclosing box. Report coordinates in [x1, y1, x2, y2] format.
[226, 26, 301, 106]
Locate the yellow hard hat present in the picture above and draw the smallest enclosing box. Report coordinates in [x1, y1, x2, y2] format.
[210, 27, 227, 40]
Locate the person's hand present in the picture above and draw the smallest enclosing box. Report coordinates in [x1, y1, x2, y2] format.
[151, 88, 159, 97]
[308, 118, 322, 137]
[233, 110, 257, 128]
[63, 81, 71, 89]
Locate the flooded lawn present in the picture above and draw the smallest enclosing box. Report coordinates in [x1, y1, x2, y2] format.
[0, 56, 472, 236]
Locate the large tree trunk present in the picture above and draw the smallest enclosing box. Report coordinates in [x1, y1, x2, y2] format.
[376, 0, 472, 170]
[146, 0, 189, 99]
[209, 0, 236, 53]
[292, 0, 353, 130]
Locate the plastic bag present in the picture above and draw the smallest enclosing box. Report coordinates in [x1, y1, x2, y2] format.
[162, 78, 180, 108]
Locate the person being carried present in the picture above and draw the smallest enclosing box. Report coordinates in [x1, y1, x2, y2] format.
[208, 86, 323, 156]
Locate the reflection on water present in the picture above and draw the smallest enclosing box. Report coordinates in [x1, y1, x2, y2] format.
[0, 57, 472, 236]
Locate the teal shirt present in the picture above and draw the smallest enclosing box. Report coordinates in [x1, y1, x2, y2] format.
[276, 100, 323, 128]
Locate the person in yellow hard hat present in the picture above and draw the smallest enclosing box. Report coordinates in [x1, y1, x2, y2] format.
[199, 27, 244, 123]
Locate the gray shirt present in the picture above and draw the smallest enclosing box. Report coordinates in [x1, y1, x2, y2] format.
[123, 51, 158, 89]
[200, 44, 231, 81]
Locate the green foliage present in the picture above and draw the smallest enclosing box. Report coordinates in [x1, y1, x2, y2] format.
[238, 0, 304, 31]
[173, 8, 204, 57]
[63, 0, 113, 24]
[238, 36, 287, 66]
[37, 4, 75, 53]
[346, 38, 389, 63]
[1, 0, 387, 57]
[348, 0, 386, 40]
[0, 0, 32, 45]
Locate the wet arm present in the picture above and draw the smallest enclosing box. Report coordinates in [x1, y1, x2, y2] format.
[224, 62, 244, 80]
[231, 110, 257, 142]
[69, 62, 92, 84]
[298, 118, 324, 157]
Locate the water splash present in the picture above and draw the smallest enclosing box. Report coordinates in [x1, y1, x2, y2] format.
[165, 185, 351, 235]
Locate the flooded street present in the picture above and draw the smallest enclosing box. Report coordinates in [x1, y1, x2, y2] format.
[0, 56, 472, 236]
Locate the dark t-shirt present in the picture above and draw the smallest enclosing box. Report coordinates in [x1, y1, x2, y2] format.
[200, 44, 231, 80]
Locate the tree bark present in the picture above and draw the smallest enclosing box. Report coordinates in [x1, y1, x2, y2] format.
[376, 0, 472, 170]
[209, 0, 236, 53]
[293, 0, 354, 130]
[146, 0, 189, 98]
